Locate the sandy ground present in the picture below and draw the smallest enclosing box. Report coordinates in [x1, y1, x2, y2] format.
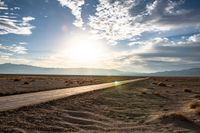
[0, 77, 200, 133]
[0, 78, 146, 112]
[0, 75, 135, 96]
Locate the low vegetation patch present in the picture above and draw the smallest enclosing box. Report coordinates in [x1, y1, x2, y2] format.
[31, 79, 35, 82]
[141, 91, 146, 95]
[194, 95, 200, 100]
[158, 82, 167, 87]
[24, 81, 29, 85]
[159, 112, 191, 123]
[154, 92, 161, 96]
[13, 78, 21, 82]
[152, 82, 157, 85]
[189, 101, 200, 109]
[184, 89, 192, 93]
[194, 109, 200, 116]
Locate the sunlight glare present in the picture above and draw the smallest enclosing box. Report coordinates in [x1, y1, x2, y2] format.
[67, 34, 106, 64]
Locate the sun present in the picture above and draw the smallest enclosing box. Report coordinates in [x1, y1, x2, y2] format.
[66, 34, 106, 64]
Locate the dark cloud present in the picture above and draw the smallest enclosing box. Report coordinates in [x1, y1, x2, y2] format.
[143, 60, 200, 71]
[119, 34, 200, 71]
[158, 9, 200, 25]
[140, 45, 200, 58]
[129, 0, 200, 26]
[129, 0, 154, 16]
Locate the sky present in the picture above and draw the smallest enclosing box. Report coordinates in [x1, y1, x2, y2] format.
[0, 0, 200, 73]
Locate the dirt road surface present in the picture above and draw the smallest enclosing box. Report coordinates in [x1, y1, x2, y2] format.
[0, 78, 147, 112]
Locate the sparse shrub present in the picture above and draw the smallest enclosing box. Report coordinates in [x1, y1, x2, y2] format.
[168, 84, 175, 87]
[166, 90, 169, 93]
[141, 91, 146, 95]
[160, 113, 190, 122]
[159, 105, 164, 108]
[194, 95, 200, 99]
[184, 89, 192, 93]
[158, 82, 167, 87]
[189, 101, 200, 109]
[154, 92, 161, 96]
[152, 82, 157, 85]
[163, 108, 169, 111]
[194, 109, 200, 116]
[13, 78, 21, 82]
[24, 81, 29, 85]
[31, 79, 35, 82]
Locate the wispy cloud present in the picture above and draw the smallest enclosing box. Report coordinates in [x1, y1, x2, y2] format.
[0, 1, 35, 35]
[57, 0, 84, 28]
[0, 0, 7, 10]
[0, 44, 27, 54]
[0, 53, 30, 64]
[0, 0, 33, 64]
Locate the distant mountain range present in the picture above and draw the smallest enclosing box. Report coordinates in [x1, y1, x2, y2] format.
[0, 63, 199, 76]
[148, 68, 200, 77]
[0, 63, 125, 76]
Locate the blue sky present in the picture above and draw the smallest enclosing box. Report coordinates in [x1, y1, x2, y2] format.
[0, 0, 200, 72]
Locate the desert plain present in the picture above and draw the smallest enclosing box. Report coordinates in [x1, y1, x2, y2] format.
[0, 75, 199, 133]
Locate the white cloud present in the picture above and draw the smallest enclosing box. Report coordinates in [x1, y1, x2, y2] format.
[0, 54, 30, 64]
[88, 0, 140, 45]
[128, 37, 171, 49]
[57, 0, 84, 28]
[0, 16, 35, 35]
[0, 1, 35, 35]
[187, 34, 200, 43]
[0, 44, 27, 54]
[87, 0, 200, 45]
[0, 0, 7, 10]
[19, 42, 28, 45]
[56, 0, 200, 47]
[13, 7, 20, 10]
[177, 34, 200, 45]
[22, 16, 35, 22]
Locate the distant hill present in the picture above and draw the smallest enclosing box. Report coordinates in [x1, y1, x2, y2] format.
[0, 63, 199, 76]
[148, 68, 200, 77]
[0, 63, 125, 75]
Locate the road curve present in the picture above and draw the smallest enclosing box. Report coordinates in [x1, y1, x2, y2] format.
[0, 78, 148, 112]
